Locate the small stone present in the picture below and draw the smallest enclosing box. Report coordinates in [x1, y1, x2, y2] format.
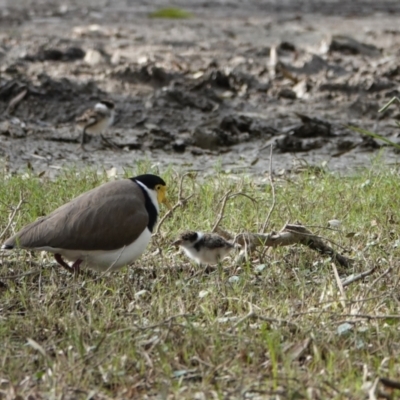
[84, 49, 105, 65]
[199, 290, 209, 298]
[337, 322, 353, 336]
[228, 275, 240, 283]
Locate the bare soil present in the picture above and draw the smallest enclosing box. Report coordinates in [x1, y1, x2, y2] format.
[1, 0, 400, 176]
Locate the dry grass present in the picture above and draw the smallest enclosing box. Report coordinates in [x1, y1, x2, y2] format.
[1, 161, 400, 399]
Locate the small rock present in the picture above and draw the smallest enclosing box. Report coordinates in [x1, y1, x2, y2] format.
[328, 219, 342, 228]
[337, 322, 353, 336]
[228, 275, 240, 283]
[199, 290, 209, 298]
[255, 264, 267, 273]
[84, 49, 105, 65]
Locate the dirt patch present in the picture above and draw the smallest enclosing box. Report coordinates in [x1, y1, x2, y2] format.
[1, 0, 400, 176]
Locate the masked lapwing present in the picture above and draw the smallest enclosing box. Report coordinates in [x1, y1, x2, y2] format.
[172, 231, 237, 265]
[1, 174, 169, 273]
[76, 100, 116, 150]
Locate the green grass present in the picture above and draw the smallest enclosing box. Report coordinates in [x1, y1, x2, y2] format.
[349, 96, 400, 149]
[1, 163, 400, 399]
[149, 7, 194, 19]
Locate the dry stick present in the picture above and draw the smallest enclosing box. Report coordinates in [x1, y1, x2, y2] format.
[356, 266, 393, 315]
[211, 191, 257, 233]
[0, 270, 40, 280]
[211, 190, 232, 233]
[261, 144, 276, 233]
[285, 224, 352, 268]
[285, 225, 348, 251]
[258, 145, 276, 263]
[331, 262, 347, 309]
[341, 266, 377, 287]
[7, 87, 28, 114]
[380, 377, 400, 391]
[365, 266, 393, 298]
[316, 293, 388, 307]
[298, 310, 400, 320]
[154, 172, 195, 235]
[232, 223, 352, 268]
[368, 377, 379, 400]
[0, 194, 24, 241]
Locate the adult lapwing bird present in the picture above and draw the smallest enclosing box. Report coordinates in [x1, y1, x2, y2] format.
[1, 174, 169, 274]
[172, 231, 237, 265]
[76, 100, 116, 150]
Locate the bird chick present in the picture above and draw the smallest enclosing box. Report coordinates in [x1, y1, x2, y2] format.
[172, 231, 237, 265]
[76, 100, 115, 149]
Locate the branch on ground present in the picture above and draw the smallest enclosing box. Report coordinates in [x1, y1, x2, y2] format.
[219, 223, 353, 268]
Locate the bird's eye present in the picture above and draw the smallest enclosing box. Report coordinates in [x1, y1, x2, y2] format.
[155, 185, 161, 191]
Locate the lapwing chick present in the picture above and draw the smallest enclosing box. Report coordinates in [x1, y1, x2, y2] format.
[2, 174, 169, 274]
[76, 100, 115, 150]
[172, 231, 236, 265]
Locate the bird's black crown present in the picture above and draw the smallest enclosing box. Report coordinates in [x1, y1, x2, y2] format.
[132, 174, 166, 190]
[99, 100, 115, 109]
[180, 231, 199, 243]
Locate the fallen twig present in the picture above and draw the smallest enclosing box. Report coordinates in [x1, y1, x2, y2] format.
[154, 172, 195, 235]
[291, 309, 400, 320]
[341, 266, 377, 287]
[369, 377, 379, 400]
[229, 223, 352, 268]
[331, 262, 346, 308]
[261, 144, 276, 233]
[380, 377, 400, 391]
[356, 265, 393, 314]
[211, 190, 232, 233]
[0, 193, 24, 241]
[211, 191, 257, 233]
[0, 270, 40, 280]
[6, 87, 28, 114]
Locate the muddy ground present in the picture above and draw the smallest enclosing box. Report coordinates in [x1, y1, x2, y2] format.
[1, 0, 400, 177]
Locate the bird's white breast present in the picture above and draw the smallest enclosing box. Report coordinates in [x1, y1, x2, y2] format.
[36, 228, 152, 272]
[182, 245, 232, 265]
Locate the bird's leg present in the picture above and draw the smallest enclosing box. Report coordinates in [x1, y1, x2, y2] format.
[80, 127, 88, 151]
[216, 259, 228, 296]
[71, 259, 82, 276]
[100, 134, 120, 151]
[54, 253, 74, 273]
[54, 254, 82, 275]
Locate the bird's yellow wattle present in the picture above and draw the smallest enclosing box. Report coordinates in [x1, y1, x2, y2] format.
[157, 185, 171, 209]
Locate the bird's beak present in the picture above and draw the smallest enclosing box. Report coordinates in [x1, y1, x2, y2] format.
[171, 239, 182, 247]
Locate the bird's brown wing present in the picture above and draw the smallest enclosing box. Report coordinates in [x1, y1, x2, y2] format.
[76, 108, 104, 128]
[4, 180, 149, 251]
